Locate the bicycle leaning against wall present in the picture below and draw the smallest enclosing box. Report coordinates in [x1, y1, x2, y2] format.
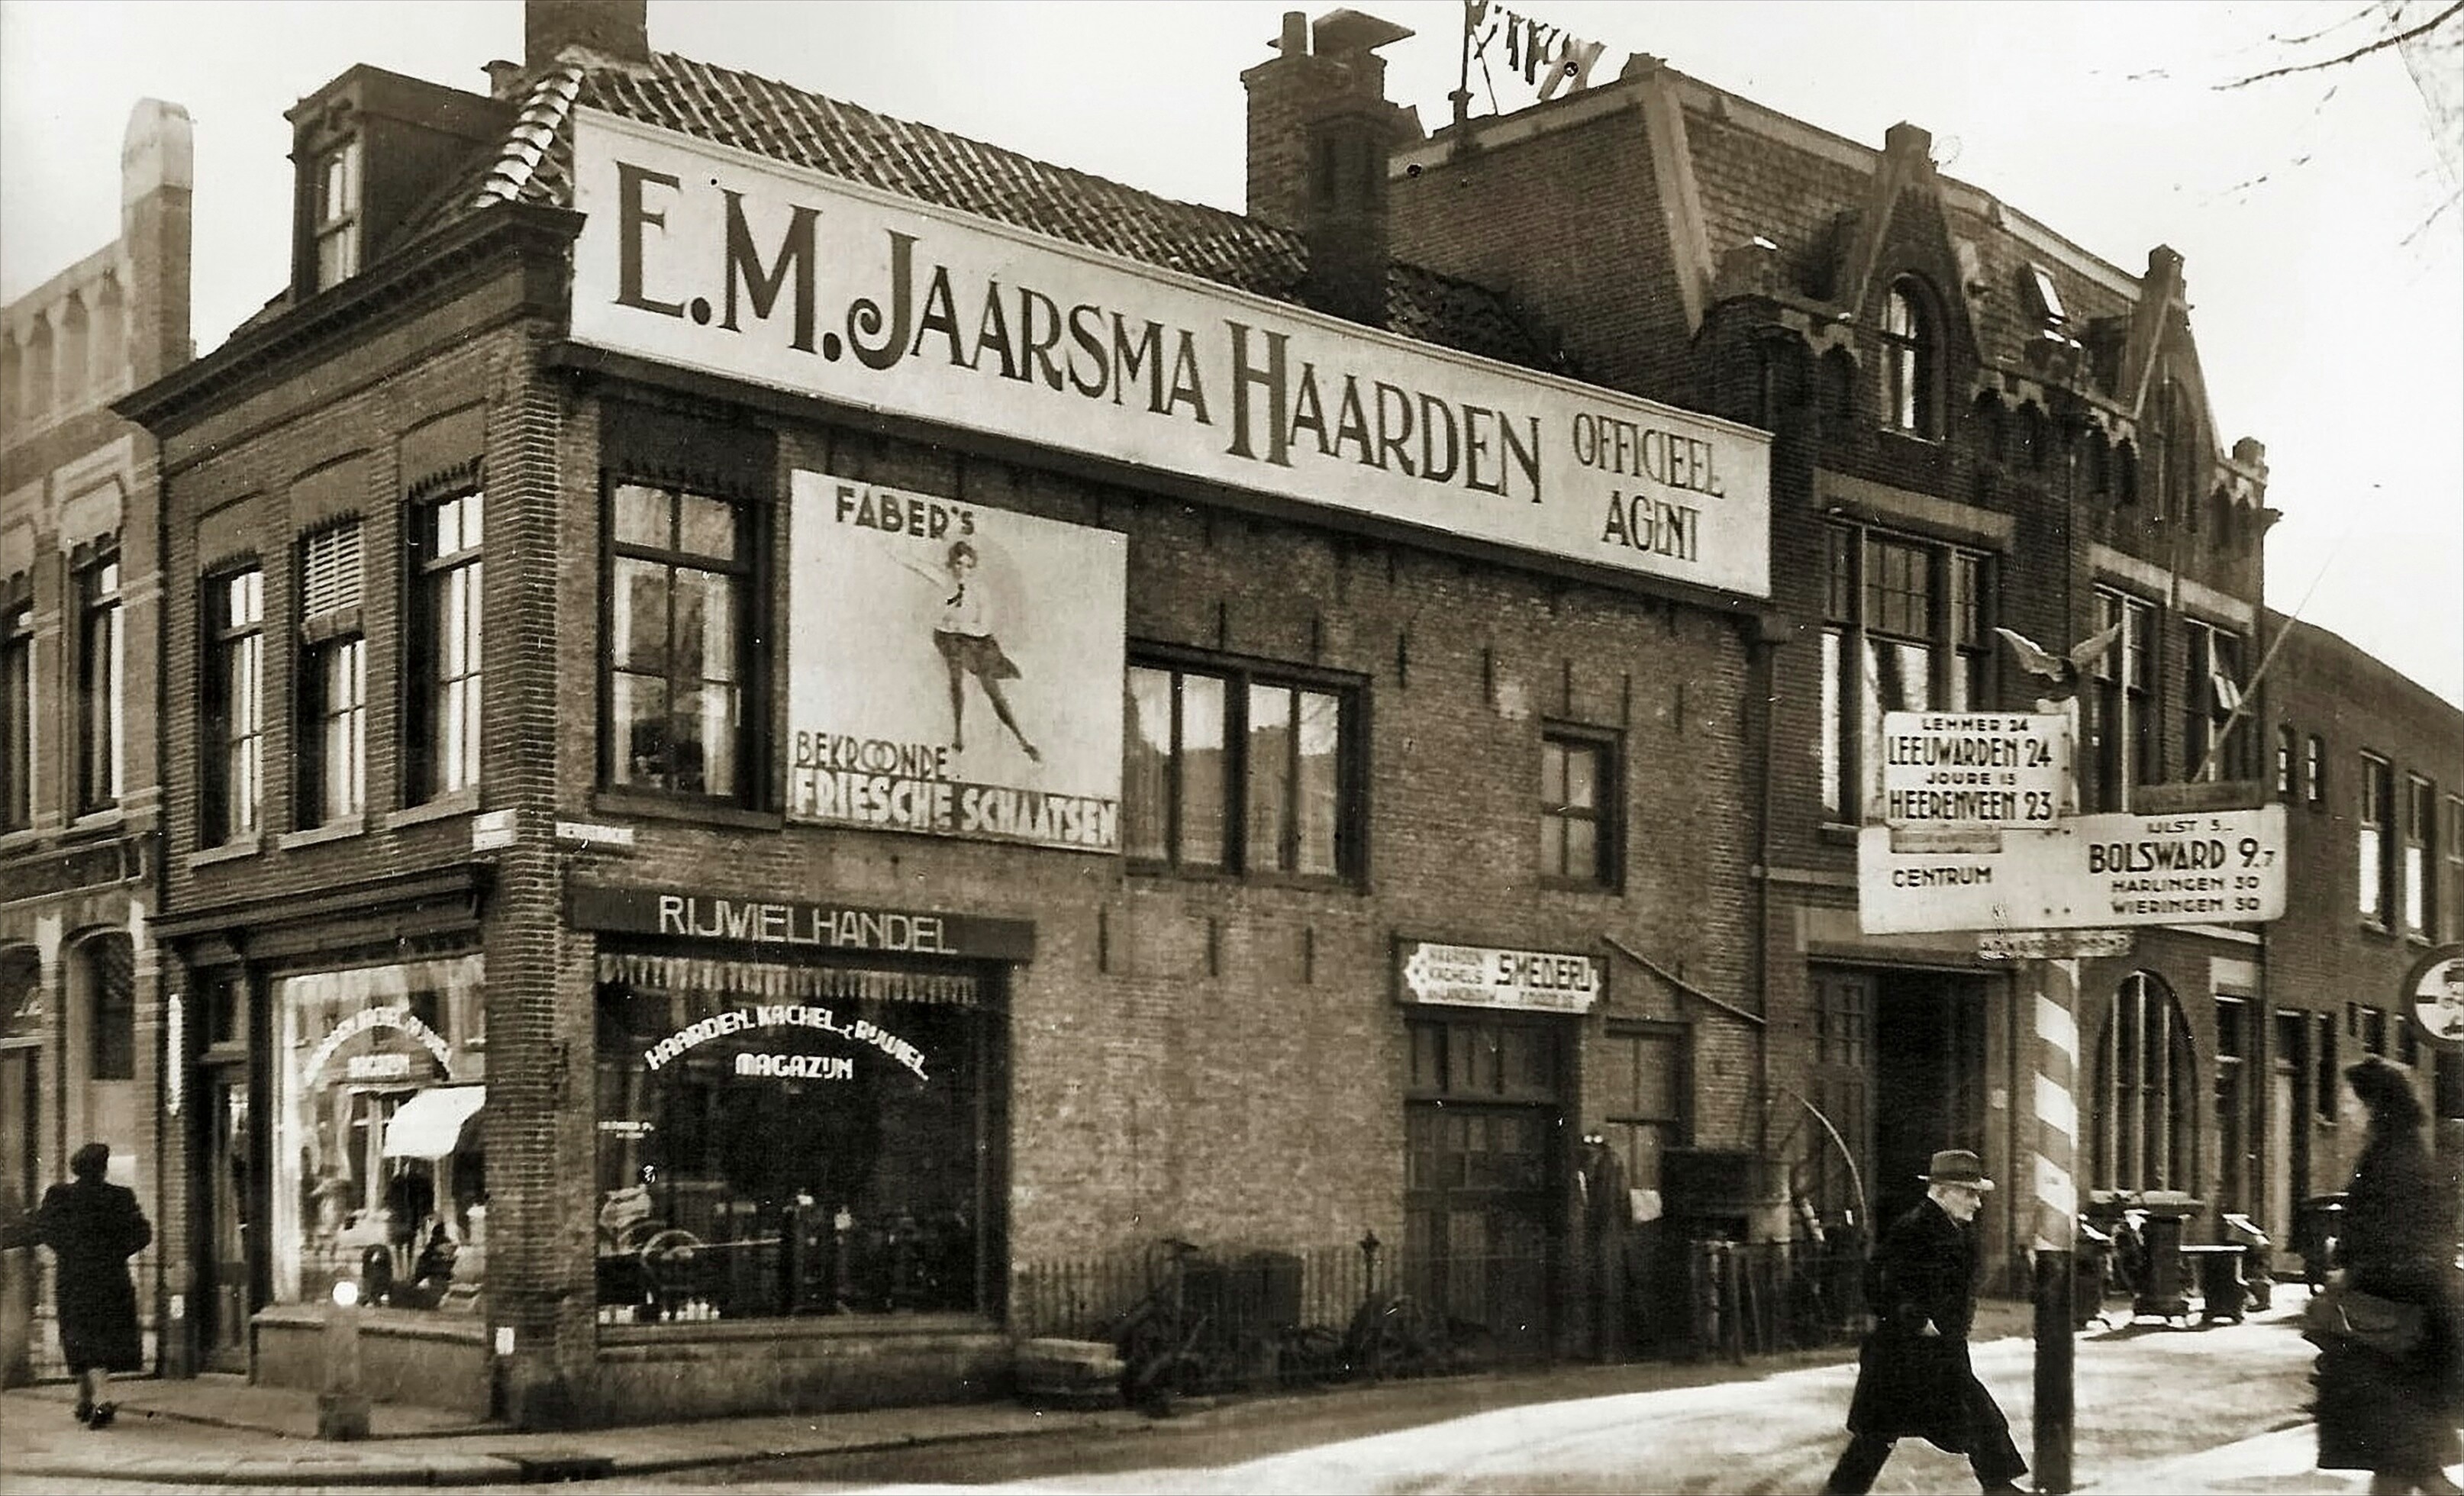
[1107, 1236, 1223, 1414]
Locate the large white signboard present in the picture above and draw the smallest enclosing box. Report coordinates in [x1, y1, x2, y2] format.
[569, 111, 1771, 599]
[785, 470, 1125, 853]
[1858, 804, 2288, 934]
[1397, 940, 1600, 1013]
[1876, 711, 2071, 827]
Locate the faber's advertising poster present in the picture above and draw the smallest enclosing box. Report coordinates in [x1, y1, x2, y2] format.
[785, 470, 1126, 853]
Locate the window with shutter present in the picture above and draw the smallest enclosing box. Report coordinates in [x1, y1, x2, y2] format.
[298, 524, 366, 827]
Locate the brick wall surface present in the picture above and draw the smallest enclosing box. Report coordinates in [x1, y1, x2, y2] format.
[2265, 617, 2464, 1188]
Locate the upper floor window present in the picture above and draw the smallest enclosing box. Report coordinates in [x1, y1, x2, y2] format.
[1879, 279, 1940, 438]
[0, 603, 30, 830]
[1124, 655, 1359, 880]
[2182, 620, 2248, 782]
[2275, 724, 2295, 802]
[298, 524, 366, 827]
[1817, 523, 1992, 820]
[2306, 734, 2327, 808]
[312, 137, 361, 290]
[1540, 727, 1617, 889]
[2083, 588, 2159, 810]
[2404, 773, 2435, 938]
[606, 481, 749, 800]
[408, 489, 484, 803]
[2358, 753, 2395, 927]
[2150, 378, 2201, 524]
[75, 551, 124, 815]
[2446, 795, 2464, 943]
[203, 567, 264, 843]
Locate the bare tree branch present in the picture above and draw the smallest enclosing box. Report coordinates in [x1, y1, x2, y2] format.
[2223, 0, 2464, 86]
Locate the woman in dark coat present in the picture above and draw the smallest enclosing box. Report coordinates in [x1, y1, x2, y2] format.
[2314, 1057, 2464, 1494]
[33, 1141, 151, 1429]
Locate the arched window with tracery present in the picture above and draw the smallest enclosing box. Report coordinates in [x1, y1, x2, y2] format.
[1879, 279, 1940, 438]
[2091, 971, 2198, 1192]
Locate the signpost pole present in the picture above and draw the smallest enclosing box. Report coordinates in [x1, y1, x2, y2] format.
[2030, 956, 2081, 1494]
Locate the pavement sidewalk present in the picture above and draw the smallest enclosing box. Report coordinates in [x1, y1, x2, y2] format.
[0, 1372, 1160, 1488]
[0, 1296, 2420, 1494]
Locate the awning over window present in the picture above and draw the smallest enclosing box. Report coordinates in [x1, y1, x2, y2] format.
[381, 1085, 485, 1159]
[595, 953, 981, 1007]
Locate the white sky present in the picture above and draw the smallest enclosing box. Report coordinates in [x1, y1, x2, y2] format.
[4, 0, 2456, 706]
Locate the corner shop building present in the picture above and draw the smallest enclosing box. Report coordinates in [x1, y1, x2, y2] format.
[124, 8, 1774, 1427]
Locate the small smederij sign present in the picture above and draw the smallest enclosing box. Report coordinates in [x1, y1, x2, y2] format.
[1397, 940, 1599, 1014]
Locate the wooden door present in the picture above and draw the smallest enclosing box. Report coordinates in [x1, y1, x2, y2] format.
[200, 1068, 252, 1372]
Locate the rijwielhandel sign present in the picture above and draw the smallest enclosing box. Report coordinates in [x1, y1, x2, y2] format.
[1856, 804, 2288, 935]
[566, 110, 1771, 600]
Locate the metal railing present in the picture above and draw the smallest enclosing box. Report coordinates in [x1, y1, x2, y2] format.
[1011, 1239, 1521, 1400]
[1685, 1237, 1869, 1361]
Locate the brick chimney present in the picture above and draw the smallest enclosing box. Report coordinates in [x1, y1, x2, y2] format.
[1243, 10, 1418, 327]
[1300, 96, 1394, 327]
[120, 99, 192, 384]
[1242, 8, 1417, 231]
[526, 0, 650, 70]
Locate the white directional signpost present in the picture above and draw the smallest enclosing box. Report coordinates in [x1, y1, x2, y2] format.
[1857, 804, 2290, 933]
[1855, 709, 2288, 1495]
[1876, 711, 2072, 830]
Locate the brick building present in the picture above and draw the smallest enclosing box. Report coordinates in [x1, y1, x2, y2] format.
[118, 2, 1774, 1425]
[2259, 611, 2464, 1222]
[1366, 22, 2295, 1275]
[0, 98, 192, 1384]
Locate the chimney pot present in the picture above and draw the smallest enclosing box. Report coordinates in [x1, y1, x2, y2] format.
[525, 0, 649, 71]
[1279, 11, 1309, 56]
[1883, 121, 1933, 162]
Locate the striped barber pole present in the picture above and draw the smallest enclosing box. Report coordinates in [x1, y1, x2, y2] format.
[2033, 957, 2081, 1249]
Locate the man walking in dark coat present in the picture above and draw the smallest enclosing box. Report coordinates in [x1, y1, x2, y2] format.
[34, 1141, 152, 1429]
[1823, 1148, 2027, 1494]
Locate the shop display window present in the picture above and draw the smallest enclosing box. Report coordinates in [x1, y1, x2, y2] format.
[272, 955, 486, 1311]
[594, 953, 995, 1325]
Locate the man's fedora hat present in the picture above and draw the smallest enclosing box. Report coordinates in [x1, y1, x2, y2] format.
[1921, 1149, 1995, 1190]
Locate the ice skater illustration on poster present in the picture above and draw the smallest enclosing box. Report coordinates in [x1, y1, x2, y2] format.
[892, 535, 1040, 765]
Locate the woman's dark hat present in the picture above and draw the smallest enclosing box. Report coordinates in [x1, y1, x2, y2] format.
[1921, 1148, 1995, 1191]
[69, 1142, 110, 1181]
